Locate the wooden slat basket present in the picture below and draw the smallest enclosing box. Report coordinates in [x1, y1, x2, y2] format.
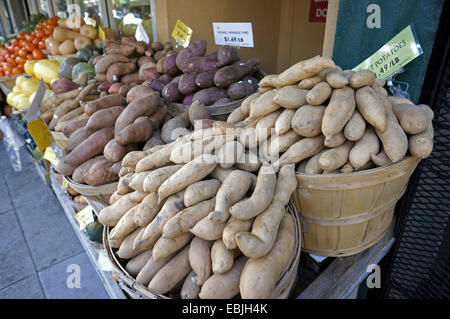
[291, 156, 420, 257]
[64, 175, 118, 198]
[103, 201, 301, 299]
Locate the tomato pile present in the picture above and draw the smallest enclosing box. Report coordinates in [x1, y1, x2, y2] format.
[0, 16, 59, 76]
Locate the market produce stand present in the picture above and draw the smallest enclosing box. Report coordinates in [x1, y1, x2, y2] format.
[48, 172, 127, 299]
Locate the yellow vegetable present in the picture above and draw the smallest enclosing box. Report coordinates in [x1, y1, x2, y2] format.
[20, 78, 40, 96]
[16, 95, 31, 111]
[6, 92, 19, 106]
[33, 60, 60, 84]
[15, 75, 28, 87]
[24, 60, 38, 76]
[12, 93, 26, 108]
[12, 86, 22, 94]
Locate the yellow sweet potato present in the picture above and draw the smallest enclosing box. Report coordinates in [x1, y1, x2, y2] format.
[273, 86, 308, 109]
[355, 86, 387, 132]
[350, 70, 376, 88]
[344, 109, 366, 141]
[319, 140, 354, 171]
[207, 170, 253, 224]
[408, 106, 434, 159]
[135, 250, 174, 285]
[163, 197, 216, 239]
[321, 87, 356, 138]
[304, 148, 329, 174]
[152, 232, 193, 261]
[325, 70, 349, 88]
[229, 163, 276, 220]
[125, 249, 153, 277]
[184, 179, 221, 207]
[98, 192, 139, 227]
[349, 127, 380, 169]
[235, 164, 297, 258]
[249, 90, 280, 119]
[181, 271, 201, 299]
[222, 216, 253, 250]
[393, 103, 430, 134]
[157, 154, 217, 203]
[189, 237, 213, 286]
[306, 82, 332, 106]
[273, 135, 325, 169]
[324, 131, 346, 148]
[199, 256, 247, 299]
[273, 55, 336, 87]
[148, 245, 191, 294]
[239, 213, 295, 299]
[291, 105, 326, 137]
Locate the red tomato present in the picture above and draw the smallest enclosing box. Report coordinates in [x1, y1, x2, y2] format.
[18, 32, 27, 39]
[38, 40, 46, 50]
[5, 44, 14, 52]
[32, 37, 40, 46]
[1, 48, 9, 56]
[18, 49, 27, 57]
[32, 49, 45, 60]
[11, 38, 19, 47]
[4, 70, 11, 76]
[15, 56, 26, 65]
[44, 28, 52, 36]
[19, 39, 27, 47]
[36, 29, 45, 38]
[26, 54, 33, 60]
[12, 66, 23, 75]
[0, 70, 5, 77]
[24, 43, 35, 52]
[24, 34, 35, 42]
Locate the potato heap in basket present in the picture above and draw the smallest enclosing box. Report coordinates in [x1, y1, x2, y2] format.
[98, 120, 299, 299]
[227, 55, 434, 174]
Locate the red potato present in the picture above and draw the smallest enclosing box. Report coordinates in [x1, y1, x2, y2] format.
[98, 81, 112, 92]
[182, 94, 195, 105]
[105, 44, 135, 56]
[195, 70, 216, 89]
[214, 57, 260, 88]
[62, 114, 90, 138]
[84, 94, 126, 116]
[51, 78, 79, 94]
[147, 79, 166, 93]
[104, 139, 138, 162]
[193, 87, 228, 106]
[180, 55, 219, 74]
[126, 85, 155, 104]
[95, 54, 129, 74]
[115, 116, 153, 146]
[148, 104, 168, 130]
[163, 52, 181, 76]
[216, 45, 241, 67]
[159, 74, 173, 83]
[85, 106, 124, 132]
[108, 82, 122, 94]
[106, 62, 136, 83]
[175, 40, 207, 71]
[139, 64, 159, 81]
[114, 93, 160, 136]
[162, 82, 182, 102]
[120, 72, 140, 85]
[227, 81, 255, 100]
[178, 72, 199, 95]
[71, 155, 105, 183]
[58, 127, 115, 169]
[83, 158, 118, 186]
[66, 127, 90, 151]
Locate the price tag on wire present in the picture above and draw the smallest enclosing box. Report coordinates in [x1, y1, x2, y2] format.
[212, 22, 254, 47]
[352, 24, 423, 79]
[61, 178, 69, 190]
[74, 205, 95, 231]
[43, 146, 59, 166]
[171, 19, 193, 48]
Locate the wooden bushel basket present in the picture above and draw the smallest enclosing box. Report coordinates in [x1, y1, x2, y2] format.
[64, 175, 118, 198]
[103, 201, 301, 299]
[291, 156, 420, 257]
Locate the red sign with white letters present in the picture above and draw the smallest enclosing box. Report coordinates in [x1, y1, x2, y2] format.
[309, 0, 328, 22]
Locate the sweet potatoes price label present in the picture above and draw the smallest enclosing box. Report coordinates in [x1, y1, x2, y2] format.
[212, 22, 254, 47]
[353, 25, 423, 79]
[43, 146, 59, 166]
[171, 19, 193, 48]
[75, 206, 95, 231]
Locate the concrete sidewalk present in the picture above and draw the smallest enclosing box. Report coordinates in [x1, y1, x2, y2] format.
[0, 143, 110, 299]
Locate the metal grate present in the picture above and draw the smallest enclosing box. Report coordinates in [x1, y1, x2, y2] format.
[381, 27, 450, 299]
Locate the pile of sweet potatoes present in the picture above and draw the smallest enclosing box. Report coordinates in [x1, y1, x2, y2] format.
[94, 38, 174, 96]
[227, 55, 435, 174]
[53, 82, 170, 186]
[145, 41, 261, 106]
[97, 124, 298, 299]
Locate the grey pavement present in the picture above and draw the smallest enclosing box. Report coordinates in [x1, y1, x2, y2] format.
[0, 142, 110, 299]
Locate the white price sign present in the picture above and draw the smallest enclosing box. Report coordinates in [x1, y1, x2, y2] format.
[212, 22, 254, 47]
[135, 23, 150, 44]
